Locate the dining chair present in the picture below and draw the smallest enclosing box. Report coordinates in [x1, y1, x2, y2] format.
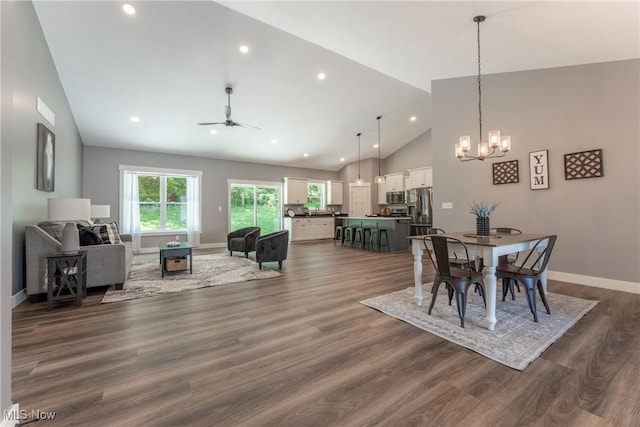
[495, 235, 557, 322]
[426, 227, 477, 271]
[423, 235, 486, 328]
[491, 227, 522, 299]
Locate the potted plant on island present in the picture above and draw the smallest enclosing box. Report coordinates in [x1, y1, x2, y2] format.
[469, 200, 500, 236]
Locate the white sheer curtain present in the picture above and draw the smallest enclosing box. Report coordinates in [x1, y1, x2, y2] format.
[121, 170, 141, 251]
[186, 175, 201, 246]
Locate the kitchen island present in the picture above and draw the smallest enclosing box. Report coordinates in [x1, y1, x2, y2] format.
[343, 217, 410, 252]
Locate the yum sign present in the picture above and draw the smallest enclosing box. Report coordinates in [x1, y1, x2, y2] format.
[529, 150, 549, 190]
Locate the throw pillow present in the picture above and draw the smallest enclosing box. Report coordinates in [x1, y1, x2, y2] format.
[77, 225, 104, 246]
[91, 222, 122, 244]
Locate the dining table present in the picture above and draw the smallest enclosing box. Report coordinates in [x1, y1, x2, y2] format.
[408, 231, 553, 331]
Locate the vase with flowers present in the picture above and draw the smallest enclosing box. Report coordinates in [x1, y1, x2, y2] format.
[469, 200, 500, 236]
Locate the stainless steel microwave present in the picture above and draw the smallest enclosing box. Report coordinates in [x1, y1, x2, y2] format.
[386, 191, 405, 204]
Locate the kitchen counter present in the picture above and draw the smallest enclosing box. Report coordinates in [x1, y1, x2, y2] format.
[346, 216, 411, 220]
[343, 217, 410, 251]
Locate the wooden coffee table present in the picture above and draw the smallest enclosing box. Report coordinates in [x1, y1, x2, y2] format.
[159, 242, 193, 277]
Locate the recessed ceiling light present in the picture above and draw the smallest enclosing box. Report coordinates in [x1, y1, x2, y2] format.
[340, 158, 345, 162]
[317, 72, 326, 80]
[209, 129, 217, 135]
[373, 144, 379, 148]
[130, 116, 140, 123]
[271, 138, 278, 144]
[122, 3, 135, 15]
[303, 153, 309, 157]
[410, 116, 417, 122]
[239, 45, 249, 54]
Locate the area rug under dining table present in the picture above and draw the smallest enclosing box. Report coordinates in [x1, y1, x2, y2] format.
[360, 286, 597, 370]
[102, 253, 281, 303]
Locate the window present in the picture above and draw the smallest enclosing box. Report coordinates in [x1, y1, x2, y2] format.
[138, 174, 187, 231]
[306, 181, 326, 211]
[229, 181, 282, 235]
[120, 165, 202, 250]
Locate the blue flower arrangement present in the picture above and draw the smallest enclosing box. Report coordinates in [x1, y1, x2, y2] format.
[469, 200, 500, 218]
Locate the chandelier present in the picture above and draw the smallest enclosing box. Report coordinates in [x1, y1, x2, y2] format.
[455, 15, 512, 162]
[374, 115, 385, 184]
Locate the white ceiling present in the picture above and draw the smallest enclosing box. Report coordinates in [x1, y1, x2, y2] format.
[33, 1, 639, 171]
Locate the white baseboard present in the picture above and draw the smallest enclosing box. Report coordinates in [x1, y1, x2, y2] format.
[12, 289, 26, 308]
[549, 270, 640, 294]
[1, 404, 19, 427]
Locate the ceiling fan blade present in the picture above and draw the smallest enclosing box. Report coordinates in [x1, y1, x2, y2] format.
[197, 122, 225, 126]
[232, 121, 261, 130]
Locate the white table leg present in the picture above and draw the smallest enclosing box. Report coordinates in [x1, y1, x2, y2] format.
[483, 265, 497, 331]
[412, 241, 424, 306]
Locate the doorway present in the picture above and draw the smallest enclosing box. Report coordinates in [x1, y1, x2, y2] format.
[349, 183, 371, 217]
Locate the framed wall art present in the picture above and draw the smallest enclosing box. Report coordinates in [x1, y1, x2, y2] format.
[37, 123, 55, 192]
[564, 149, 603, 180]
[492, 160, 519, 185]
[529, 149, 549, 190]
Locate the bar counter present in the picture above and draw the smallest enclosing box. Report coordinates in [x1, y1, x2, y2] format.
[343, 217, 410, 252]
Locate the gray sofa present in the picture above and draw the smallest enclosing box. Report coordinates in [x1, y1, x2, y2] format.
[25, 221, 134, 298]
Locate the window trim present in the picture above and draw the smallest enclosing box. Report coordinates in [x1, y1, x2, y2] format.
[306, 180, 327, 211]
[119, 165, 202, 235]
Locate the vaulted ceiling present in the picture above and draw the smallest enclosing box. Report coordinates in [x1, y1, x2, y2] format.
[33, 1, 639, 171]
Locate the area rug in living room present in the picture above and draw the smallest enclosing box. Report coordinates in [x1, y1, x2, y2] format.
[101, 253, 281, 303]
[360, 286, 597, 370]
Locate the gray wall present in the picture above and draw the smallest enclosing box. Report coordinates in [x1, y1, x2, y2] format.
[2, 0, 85, 417]
[82, 146, 339, 249]
[431, 60, 639, 284]
[5, 1, 84, 297]
[383, 129, 432, 175]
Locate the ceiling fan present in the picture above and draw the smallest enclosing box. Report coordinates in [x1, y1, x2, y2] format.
[198, 85, 260, 129]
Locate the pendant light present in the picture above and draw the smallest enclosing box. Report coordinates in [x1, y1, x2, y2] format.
[455, 15, 512, 162]
[374, 115, 385, 184]
[356, 132, 363, 184]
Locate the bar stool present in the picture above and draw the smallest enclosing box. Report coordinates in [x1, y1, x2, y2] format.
[354, 225, 371, 250]
[343, 222, 360, 248]
[343, 226, 354, 247]
[365, 222, 379, 251]
[370, 227, 390, 252]
[378, 229, 390, 252]
[334, 225, 346, 246]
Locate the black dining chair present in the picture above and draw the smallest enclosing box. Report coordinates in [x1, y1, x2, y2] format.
[423, 235, 486, 328]
[426, 227, 477, 271]
[496, 235, 557, 322]
[491, 227, 522, 299]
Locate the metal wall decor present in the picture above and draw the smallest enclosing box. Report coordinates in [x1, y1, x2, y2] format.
[529, 150, 549, 190]
[564, 149, 603, 180]
[492, 160, 519, 185]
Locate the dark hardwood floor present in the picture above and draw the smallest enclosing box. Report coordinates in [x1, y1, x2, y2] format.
[12, 242, 640, 426]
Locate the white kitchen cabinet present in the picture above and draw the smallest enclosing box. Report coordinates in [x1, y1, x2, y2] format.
[378, 173, 405, 204]
[386, 173, 405, 192]
[284, 217, 334, 241]
[284, 177, 308, 205]
[409, 167, 433, 189]
[327, 180, 343, 205]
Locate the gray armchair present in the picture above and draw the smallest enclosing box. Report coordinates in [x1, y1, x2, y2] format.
[256, 230, 289, 270]
[227, 226, 260, 258]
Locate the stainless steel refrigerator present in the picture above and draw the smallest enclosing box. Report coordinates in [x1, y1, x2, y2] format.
[407, 187, 433, 235]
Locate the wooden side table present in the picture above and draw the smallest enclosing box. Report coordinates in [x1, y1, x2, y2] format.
[46, 251, 87, 311]
[159, 242, 193, 277]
